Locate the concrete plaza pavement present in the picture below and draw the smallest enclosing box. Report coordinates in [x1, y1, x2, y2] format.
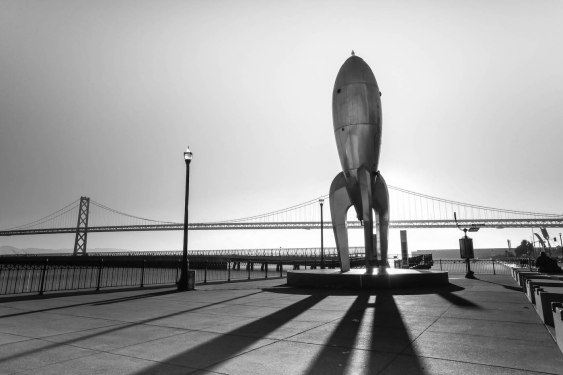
[0, 274, 562, 374]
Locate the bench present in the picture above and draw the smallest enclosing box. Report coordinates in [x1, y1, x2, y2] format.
[526, 279, 563, 303]
[534, 287, 563, 326]
[552, 303, 563, 353]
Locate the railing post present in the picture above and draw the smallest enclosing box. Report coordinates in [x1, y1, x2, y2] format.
[248, 261, 251, 280]
[492, 260, 496, 275]
[204, 261, 208, 284]
[140, 259, 146, 288]
[96, 258, 104, 292]
[439, 259, 442, 271]
[265, 262, 268, 279]
[96, 258, 103, 292]
[176, 260, 180, 283]
[38, 258, 48, 295]
[228, 260, 231, 282]
[279, 262, 283, 278]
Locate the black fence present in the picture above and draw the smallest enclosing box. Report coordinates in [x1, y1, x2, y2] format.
[0, 255, 522, 296]
[0, 256, 181, 295]
[429, 259, 515, 275]
[0, 256, 303, 296]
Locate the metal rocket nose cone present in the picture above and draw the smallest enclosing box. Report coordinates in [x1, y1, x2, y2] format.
[334, 54, 376, 88]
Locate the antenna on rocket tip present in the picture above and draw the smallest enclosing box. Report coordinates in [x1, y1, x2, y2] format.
[351, 50, 355, 56]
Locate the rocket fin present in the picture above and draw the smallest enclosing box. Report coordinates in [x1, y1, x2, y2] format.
[373, 172, 390, 267]
[329, 172, 352, 272]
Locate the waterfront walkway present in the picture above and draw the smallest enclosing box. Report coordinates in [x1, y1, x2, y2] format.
[0, 275, 562, 374]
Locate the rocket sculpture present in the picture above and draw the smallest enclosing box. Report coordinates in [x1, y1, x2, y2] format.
[330, 52, 390, 272]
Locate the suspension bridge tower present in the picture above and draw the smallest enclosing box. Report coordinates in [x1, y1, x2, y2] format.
[73, 197, 90, 255]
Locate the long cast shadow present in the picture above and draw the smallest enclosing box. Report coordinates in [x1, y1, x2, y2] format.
[302, 293, 371, 374]
[300, 292, 427, 374]
[0, 289, 179, 319]
[0, 290, 265, 365]
[133, 294, 328, 374]
[366, 284, 481, 308]
[371, 292, 426, 374]
[0, 284, 173, 304]
[472, 277, 523, 292]
[436, 291, 481, 308]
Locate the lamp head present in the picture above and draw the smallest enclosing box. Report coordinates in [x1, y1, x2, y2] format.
[319, 198, 324, 205]
[184, 147, 193, 161]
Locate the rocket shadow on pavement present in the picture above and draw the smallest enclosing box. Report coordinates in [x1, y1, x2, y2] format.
[132, 293, 329, 375]
[301, 292, 427, 374]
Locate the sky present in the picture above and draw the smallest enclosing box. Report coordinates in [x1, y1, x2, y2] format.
[1, 0, 562, 255]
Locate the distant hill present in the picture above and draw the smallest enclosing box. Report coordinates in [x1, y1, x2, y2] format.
[0, 246, 67, 255]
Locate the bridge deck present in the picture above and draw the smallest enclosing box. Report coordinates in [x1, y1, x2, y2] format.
[2, 217, 563, 236]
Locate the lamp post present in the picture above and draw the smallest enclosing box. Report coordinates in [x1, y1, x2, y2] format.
[454, 212, 480, 279]
[178, 147, 193, 291]
[319, 198, 325, 269]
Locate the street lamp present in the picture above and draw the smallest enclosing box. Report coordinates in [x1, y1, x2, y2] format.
[178, 146, 193, 291]
[319, 198, 325, 269]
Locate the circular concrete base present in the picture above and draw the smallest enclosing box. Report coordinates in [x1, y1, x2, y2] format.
[287, 268, 449, 290]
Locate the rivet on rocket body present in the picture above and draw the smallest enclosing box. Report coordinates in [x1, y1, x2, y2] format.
[329, 53, 390, 272]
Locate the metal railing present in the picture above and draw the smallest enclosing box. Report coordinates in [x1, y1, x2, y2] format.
[193, 260, 286, 284]
[0, 256, 521, 296]
[430, 259, 515, 275]
[0, 257, 298, 296]
[0, 258, 180, 295]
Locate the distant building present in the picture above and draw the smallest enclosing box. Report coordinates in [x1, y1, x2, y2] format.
[411, 248, 514, 259]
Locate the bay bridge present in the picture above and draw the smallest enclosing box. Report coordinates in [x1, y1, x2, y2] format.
[1, 185, 562, 255]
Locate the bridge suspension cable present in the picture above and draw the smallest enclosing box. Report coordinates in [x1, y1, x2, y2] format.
[88, 200, 178, 227]
[215, 185, 562, 224]
[219, 195, 329, 223]
[3, 199, 80, 231]
[387, 185, 561, 222]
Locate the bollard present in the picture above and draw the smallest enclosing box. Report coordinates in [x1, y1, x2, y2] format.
[265, 262, 268, 279]
[228, 260, 231, 282]
[204, 261, 208, 284]
[492, 260, 496, 275]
